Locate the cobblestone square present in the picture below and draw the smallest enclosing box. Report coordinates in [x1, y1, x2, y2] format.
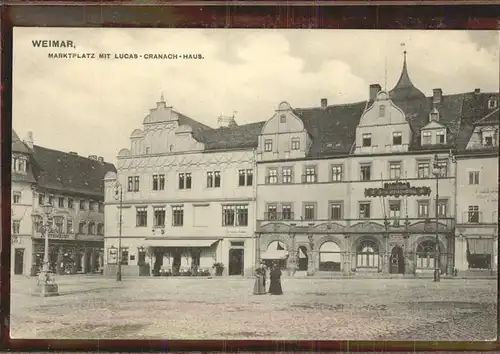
[9, 276, 497, 341]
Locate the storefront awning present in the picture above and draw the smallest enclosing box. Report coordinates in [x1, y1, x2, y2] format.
[143, 239, 220, 248]
[261, 249, 288, 260]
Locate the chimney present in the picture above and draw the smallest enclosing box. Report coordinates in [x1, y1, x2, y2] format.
[98, 156, 104, 163]
[474, 88, 481, 94]
[432, 88, 443, 104]
[88, 155, 97, 160]
[69, 151, 78, 156]
[369, 84, 382, 101]
[23, 131, 34, 149]
[320, 98, 328, 109]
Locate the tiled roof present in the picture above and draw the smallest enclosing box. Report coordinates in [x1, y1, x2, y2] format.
[31, 146, 116, 198]
[200, 121, 266, 150]
[474, 108, 499, 126]
[12, 130, 31, 154]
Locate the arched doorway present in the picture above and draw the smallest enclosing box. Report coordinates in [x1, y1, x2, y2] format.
[416, 240, 436, 271]
[389, 245, 405, 274]
[319, 241, 342, 271]
[297, 246, 308, 271]
[356, 239, 379, 271]
[261, 240, 288, 269]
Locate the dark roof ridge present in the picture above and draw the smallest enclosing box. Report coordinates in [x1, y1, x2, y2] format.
[33, 144, 112, 162]
[297, 100, 367, 111]
[474, 107, 500, 125]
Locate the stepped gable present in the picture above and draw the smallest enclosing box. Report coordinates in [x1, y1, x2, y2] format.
[32, 146, 116, 198]
[294, 101, 368, 157]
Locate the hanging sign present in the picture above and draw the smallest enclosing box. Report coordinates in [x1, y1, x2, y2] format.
[365, 182, 431, 198]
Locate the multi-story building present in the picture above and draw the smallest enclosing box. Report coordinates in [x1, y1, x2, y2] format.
[254, 53, 499, 276]
[11, 130, 116, 276]
[103, 98, 260, 277]
[455, 107, 499, 275]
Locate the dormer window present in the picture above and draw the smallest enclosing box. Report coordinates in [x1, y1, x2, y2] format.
[422, 131, 432, 145]
[481, 129, 496, 146]
[436, 130, 446, 144]
[362, 133, 372, 147]
[280, 114, 286, 123]
[488, 99, 498, 109]
[12, 156, 27, 173]
[264, 139, 273, 152]
[379, 105, 386, 117]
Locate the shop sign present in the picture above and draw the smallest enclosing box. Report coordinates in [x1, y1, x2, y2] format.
[365, 182, 431, 198]
[34, 232, 75, 240]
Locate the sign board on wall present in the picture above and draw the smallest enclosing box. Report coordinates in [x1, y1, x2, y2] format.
[107, 248, 117, 264]
[365, 182, 431, 198]
[33, 232, 75, 241]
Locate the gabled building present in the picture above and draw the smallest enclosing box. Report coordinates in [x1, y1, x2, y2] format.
[11, 131, 116, 276]
[254, 52, 498, 277]
[103, 97, 260, 277]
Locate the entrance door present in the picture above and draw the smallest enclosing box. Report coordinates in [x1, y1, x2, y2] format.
[390, 245, 405, 274]
[228, 249, 244, 275]
[297, 246, 308, 271]
[172, 251, 181, 275]
[14, 249, 24, 275]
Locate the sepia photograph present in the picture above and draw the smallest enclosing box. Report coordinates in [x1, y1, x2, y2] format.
[10, 27, 498, 341]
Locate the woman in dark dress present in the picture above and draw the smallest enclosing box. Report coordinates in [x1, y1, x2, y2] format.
[268, 262, 283, 295]
[253, 262, 266, 295]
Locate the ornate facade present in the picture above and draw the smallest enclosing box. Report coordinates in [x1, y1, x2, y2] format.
[11, 131, 116, 276]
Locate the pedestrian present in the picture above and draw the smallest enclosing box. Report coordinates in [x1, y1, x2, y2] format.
[268, 261, 283, 295]
[253, 261, 267, 295]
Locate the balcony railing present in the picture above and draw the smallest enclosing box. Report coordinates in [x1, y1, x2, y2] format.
[264, 212, 295, 221]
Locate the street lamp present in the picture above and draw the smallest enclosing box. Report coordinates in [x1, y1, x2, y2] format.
[432, 154, 441, 282]
[36, 203, 59, 296]
[114, 183, 123, 282]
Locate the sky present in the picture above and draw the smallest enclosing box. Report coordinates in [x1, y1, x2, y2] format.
[13, 28, 499, 163]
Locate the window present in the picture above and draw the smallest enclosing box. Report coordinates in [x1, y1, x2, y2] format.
[154, 207, 166, 227]
[468, 205, 480, 223]
[379, 105, 386, 117]
[12, 156, 27, 173]
[33, 215, 43, 232]
[238, 169, 253, 186]
[121, 248, 129, 266]
[436, 130, 446, 144]
[435, 160, 448, 177]
[89, 201, 96, 211]
[133, 176, 140, 191]
[79, 199, 86, 210]
[484, 136, 493, 146]
[304, 203, 316, 220]
[392, 132, 402, 145]
[138, 248, 146, 266]
[331, 165, 343, 182]
[12, 221, 20, 235]
[159, 174, 165, 190]
[362, 133, 372, 147]
[291, 137, 300, 150]
[482, 130, 495, 146]
[136, 207, 148, 227]
[222, 205, 235, 225]
[172, 206, 184, 226]
[153, 175, 159, 190]
[389, 200, 401, 218]
[389, 162, 401, 179]
[206, 171, 213, 188]
[97, 223, 104, 235]
[422, 131, 431, 145]
[264, 139, 273, 152]
[437, 200, 447, 217]
[360, 164, 371, 181]
[282, 167, 293, 184]
[127, 177, 133, 192]
[303, 166, 317, 183]
[222, 205, 249, 226]
[66, 219, 73, 234]
[13, 192, 21, 204]
[49, 196, 55, 206]
[68, 198, 74, 209]
[185, 173, 192, 189]
[54, 216, 63, 233]
[416, 241, 435, 269]
[214, 171, 221, 187]
[179, 173, 192, 189]
[469, 171, 480, 185]
[280, 114, 286, 123]
[359, 202, 371, 219]
[58, 197, 64, 208]
[418, 201, 430, 218]
[356, 240, 379, 268]
[38, 193, 45, 205]
[488, 99, 498, 109]
[88, 222, 96, 235]
[417, 161, 430, 178]
[319, 241, 342, 271]
[98, 202, 104, 213]
[78, 222, 85, 234]
[330, 202, 342, 220]
[282, 204, 292, 220]
[467, 238, 493, 270]
[266, 168, 278, 184]
[266, 204, 278, 220]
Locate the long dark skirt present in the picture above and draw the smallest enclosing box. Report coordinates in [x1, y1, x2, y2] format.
[268, 277, 283, 295]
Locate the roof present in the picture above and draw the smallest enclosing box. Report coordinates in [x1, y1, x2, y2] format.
[474, 108, 499, 126]
[31, 146, 116, 198]
[389, 52, 427, 103]
[12, 130, 31, 154]
[12, 130, 37, 184]
[199, 121, 266, 150]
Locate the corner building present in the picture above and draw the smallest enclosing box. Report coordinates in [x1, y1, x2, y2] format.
[11, 131, 116, 276]
[103, 100, 259, 277]
[254, 54, 499, 277]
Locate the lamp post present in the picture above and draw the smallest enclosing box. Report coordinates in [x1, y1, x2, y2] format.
[114, 183, 123, 282]
[432, 154, 441, 282]
[36, 203, 59, 296]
